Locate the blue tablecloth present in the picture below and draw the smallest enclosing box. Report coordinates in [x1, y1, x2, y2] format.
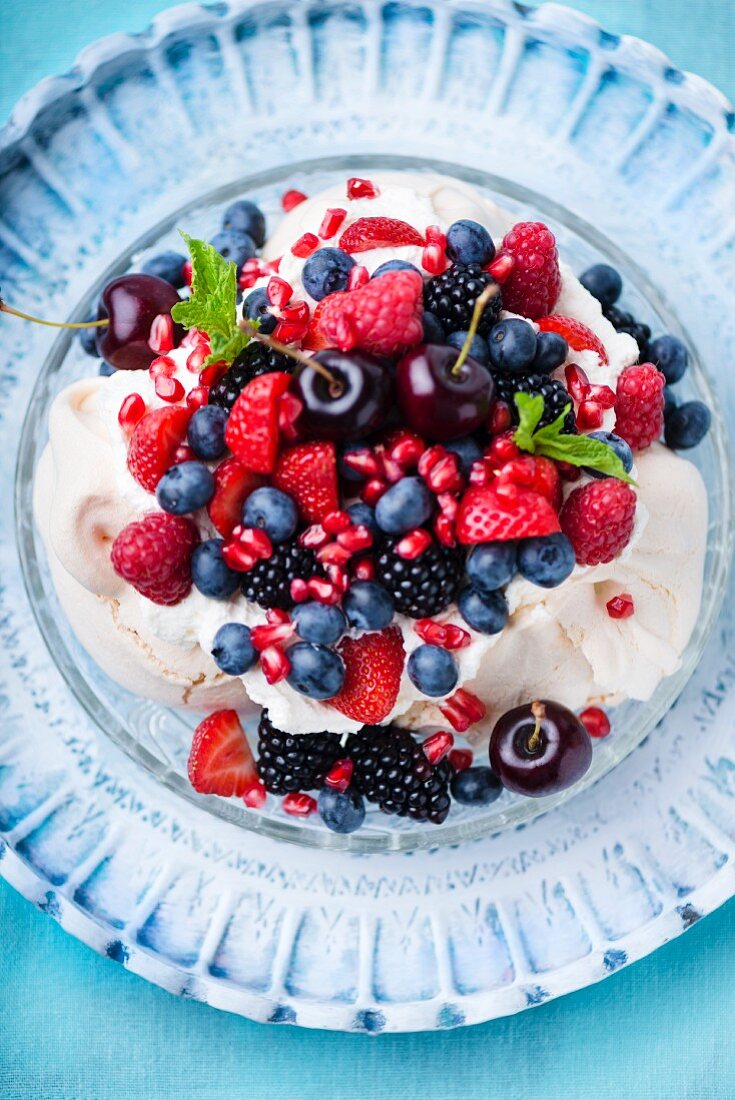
[2, 3, 735, 1097]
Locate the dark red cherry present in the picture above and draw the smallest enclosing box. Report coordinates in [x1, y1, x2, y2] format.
[291, 350, 394, 442]
[96, 274, 181, 371]
[489, 699, 592, 797]
[395, 343, 493, 442]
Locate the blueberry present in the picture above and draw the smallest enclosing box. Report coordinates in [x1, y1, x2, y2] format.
[286, 643, 346, 699]
[79, 315, 100, 357]
[445, 436, 483, 478]
[243, 288, 276, 334]
[293, 602, 347, 645]
[346, 501, 378, 534]
[445, 219, 495, 266]
[222, 199, 266, 249]
[407, 644, 458, 697]
[422, 310, 446, 344]
[98, 360, 116, 376]
[457, 586, 509, 635]
[664, 400, 711, 449]
[187, 405, 228, 460]
[372, 259, 421, 279]
[375, 476, 434, 534]
[446, 330, 489, 366]
[142, 250, 187, 289]
[211, 622, 256, 674]
[650, 334, 688, 385]
[488, 318, 537, 373]
[156, 461, 214, 515]
[302, 247, 355, 300]
[343, 581, 395, 631]
[466, 541, 518, 593]
[192, 539, 241, 599]
[242, 487, 298, 544]
[516, 533, 575, 589]
[450, 766, 503, 806]
[664, 386, 678, 417]
[318, 786, 366, 833]
[210, 230, 256, 275]
[583, 431, 633, 479]
[532, 331, 568, 374]
[339, 440, 372, 484]
[579, 263, 622, 309]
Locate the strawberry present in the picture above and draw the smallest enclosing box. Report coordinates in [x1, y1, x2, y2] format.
[495, 455, 563, 512]
[111, 512, 199, 605]
[301, 299, 331, 351]
[537, 315, 609, 366]
[338, 216, 425, 254]
[187, 710, 259, 798]
[330, 626, 405, 724]
[456, 483, 561, 544]
[313, 270, 424, 358]
[273, 441, 339, 523]
[224, 371, 292, 473]
[207, 457, 266, 538]
[127, 406, 192, 492]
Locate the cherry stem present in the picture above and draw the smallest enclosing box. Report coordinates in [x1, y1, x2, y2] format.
[0, 298, 109, 330]
[450, 282, 499, 377]
[242, 323, 345, 398]
[527, 700, 546, 753]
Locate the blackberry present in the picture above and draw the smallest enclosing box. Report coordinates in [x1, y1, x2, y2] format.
[209, 343, 293, 411]
[494, 372, 576, 432]
[604, 305, 651, 362]
[256, 711, 342, 793]
[242, 538, 324, 610]
[346, 725, 452, 824]
[376, 536, 464, 618]
[424, 263, 502, 337]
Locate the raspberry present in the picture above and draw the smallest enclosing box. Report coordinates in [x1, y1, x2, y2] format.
[338, 216, 424, 253]
[314, 270, 424, 358]
[613, 363, 665, 450]
[560, 479, 637, 565]
[111, 512, 199, 605]
[499, 222, 561, 320]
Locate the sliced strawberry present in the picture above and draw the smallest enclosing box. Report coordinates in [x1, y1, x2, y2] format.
[537, 315, 609, 366]
[187, 710, 258, 798]
[273, 441, 339, 523]
[456, 483, 561, 544]
[127, 406, 192, 492]
[339, 216, 425, 254]
[330, 626, 405, 724]
[207, 457, 266, 538]
[314, 270, 424, 358]
[495, 455, 563, 512]
[301, 299, 331, 352]
[224, 372, 292, 473]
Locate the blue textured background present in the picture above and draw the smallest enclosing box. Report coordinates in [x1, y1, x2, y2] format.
[2, 2, 735, 1097]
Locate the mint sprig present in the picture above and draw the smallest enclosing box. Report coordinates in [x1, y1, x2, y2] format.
[512, 392, 636, 484]
[171, 232, 252, 366]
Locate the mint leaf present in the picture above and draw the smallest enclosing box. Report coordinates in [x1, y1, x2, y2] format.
[513, 393, 544, 452]
[171, 232, 251, 366]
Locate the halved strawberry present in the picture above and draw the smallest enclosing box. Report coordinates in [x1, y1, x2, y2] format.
[330, 626, 405, 724]
[273, 441, 339, 523]
[127, 406, 192, 492]
[339, 216, 425, 254]
[456, 483, 561, 544]
[207, 457, 266, 538]
[314, 270, 424, 358]
[187, 710, 259, 798]
[224, 371, 292, 473]
[537, 315, 609, 366]
[495, 455, 563, 512]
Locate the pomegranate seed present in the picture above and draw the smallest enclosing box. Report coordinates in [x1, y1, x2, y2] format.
[422, 730, 454, 765]
[299, 525, 330, 549]
[307, 577, 341, 604]
[172, 443, 196, 465]
[449, 748, 473, 773]
[422, 242, 448, 276]
[337, 525, 373, 553]
[606, 593, 635, 619]
[488, 400, 512, 434]
[486, 433, 520, 466]
[282, 189, 307, 212]
[270, 256, 282, 272]
[380, 453, 404, 483]
[260, 645, 291, 684]
[149, 354, 177, 380]
[579, 706, 611, 738]
[239, 257, 275, 290]
[183, 259, 193, 287]
[234, 526, 272, 560]
[118, 393, 146, 433]
[576, 400, 604, 430]
[414, 620, 470, 650]
[424, 224, 446, 247]
[486, 252, 515, 284]
[362, 478, 388, 505]
[352, 556, 375, 581]
[181, 327, 203, 348]
[418, 445, 447, 479]
[317, 542, 352, 566]
[326, 564, 349, 593]
[346, 177, 380, 200]
[437, 492, 459, 520]
[279, 391, 303, 441]
[388, 431, 425, 469]
[199, 362, 227, 387]
[347, 265, 369, 291]
[291, 232, 319, 258]
[267, 276, 293, 308]
[325, 759, 353, 791]
[290, 578, 309, 603]
[469, 459, 493, 487]
[557, 460, 582, 482]
[323, 510, 352, 535]
[148, 313, 175, 353]
[243, 782, 267, 809]
[266, 608, 291, 625]
[279, 299, 310, 324]
[251, 622, 295, 652]
[186, 385, 209, 410]
[221, 543, 257, 572]
[342, 448, 380, 478]
[426, 454, 463, 494]
[565, 364, 590, 402]
[155, 375, 185, 403]
[274, 319, 309, 344]
[318, 208, 347, 239]
[395, 529, 432, 559]
[434, 512, 457, 547]
[439, 689, 486, 732]
[445, 625, 471, 649]
[186, 345, 209, 373]
[282, 792, 317, 817]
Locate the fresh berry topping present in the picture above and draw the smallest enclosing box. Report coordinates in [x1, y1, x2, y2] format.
[319, 208, 347, 239]
[497, 222, 561, 320]
[606, 592, 635, 619]
[456, 484, 561, 544]
[446, 330, 489, 365]
[330, 626, 405, 724]
[317, 786, 366, 833]
[242, 538, 324, 610]
[493, 372, 575, 432]
[445, 219, 495, 266]
[605, 305, 651, 361]
[346, 177, 380, 199]
[338, 216, 424, 254]
[282, 189, 307, 212]
[423, 263, 501, 336]
[207, 457, 264, 538]
[208, 343, 293, 412]
[127, 406, 192, 492]
[649, 334, 688, 384]
[579, 264, 622, 309]
[466, 541, 518, 592]
[448, 748, 474, 773]
[457, 586, 508, 634]
[156, 461, 214, 516]
[221, 198, 266, 247]
[488, 317, 537, 373]
[346, 725, 452, 823]
[496, 455, 563, 511]
[243, 288, 277, 334]
[438, 688, 486, 732]
[516, 532, 576, 588]
[291, 232, 320, 259]
[302, 247, 355, 300]
[256, 711, 342, 794]
[259, 645, 292, 684]
[111, 512, 199, 605]
[373, 259, 422, 280]
[342, 580, 395, 631]
[376, 536, 463, 617]
[451, 766, 503, 806]
[613, 363, 665, 450]
[154, 374, 185, 403]
[579, 706, 611, 738]
[560, 479, 637, 565]
[191, 539, 241, 601]
[537, 315, 608, 366]
[210, 621, 257, 673]
[225, 371, 292, 473]
[187, 710, 258, 798]
[407, 644, 458, 697]
[243, 486, 299, 544]
[583, 431, 633, 479]
[210, 229, 256, 276]
[532, 330, 569, 374]
[142, 251, 188, 289]
[282, 792, 318, 817]
[273, 441, 339, 524]
[374, 476, 434, 534]
[664, 400, 711, 449]
[315, 270, 424, 358]
[286, 642, 346, 699]
[118, 393, 146, 434]
[414, 620, 471, 650]
[243, 782, 267, 809]
[148, 312, 175, 354]
[325, 758, 354, 791]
